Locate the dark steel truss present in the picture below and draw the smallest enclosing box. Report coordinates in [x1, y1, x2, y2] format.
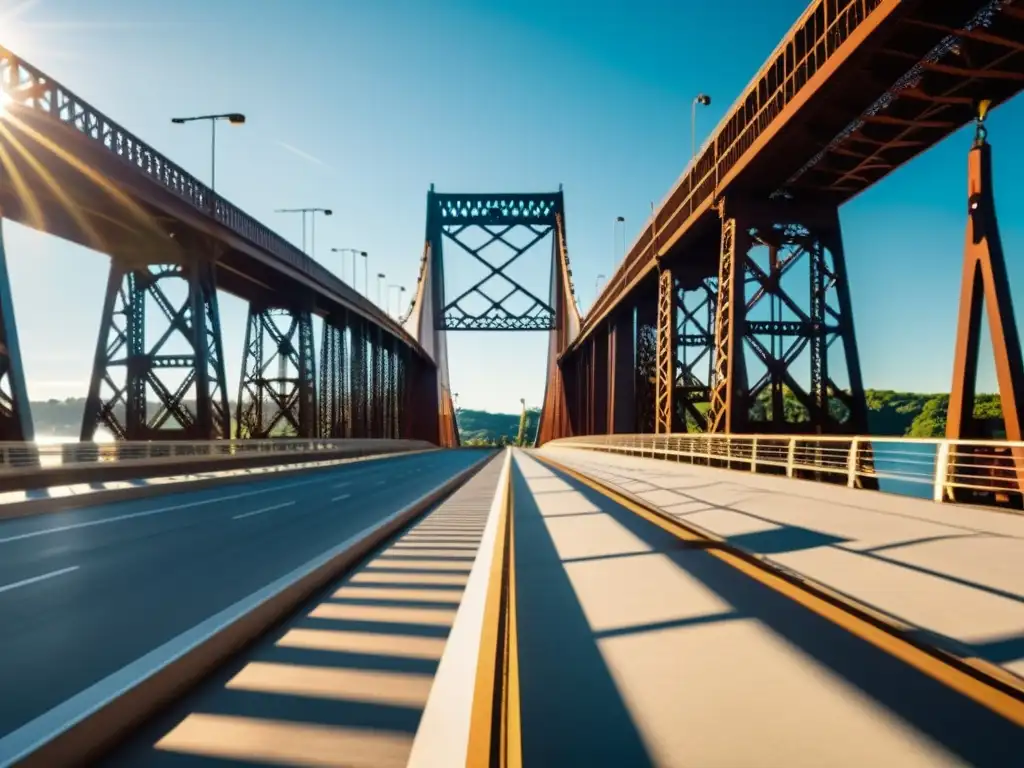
[319, 313, 349, 438]
[81, 260, 229, 441]
[0, 220, 33, 442]
[438, 223, 556, 331]
[708, 200, 869, 435]
[676, 277, 716, 432]
[236, 305, 316, 438]
[430, 192, 561, 332]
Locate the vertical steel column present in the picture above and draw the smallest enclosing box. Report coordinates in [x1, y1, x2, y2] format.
[655, 267, 678, 434]
[318, 311, 349, 438]
[708, 206, 747, 433]
[350, 316, 367, 438]
[635, 293, 657, 433]
[948, 130, 1024, 443]
[0, 218, 34, 442]
[608, 305, 636, 434]
[592, 324, 609, 434]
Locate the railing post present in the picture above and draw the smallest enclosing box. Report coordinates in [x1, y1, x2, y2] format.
[786, 438, 796, 478]
[846, 438, 859, 488]
[750, 437, 758, 473]
[934, 440, 951, 503]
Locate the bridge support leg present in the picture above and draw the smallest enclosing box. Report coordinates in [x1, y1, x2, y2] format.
[636, 294, 657, 433]
[655, 268, 679, 434]
[0, 219, 33, 442]
[708, 197, 868, 435]
[82, 259, 229, 441]
[236, 303, 316, 439]
[349, 316, 368, 438]
[946, 129, 1024, 503]
[676, 276, 716, 432]
[319, 311, 349, 438]
[395, 345, 407, 439]
[608, 307, 636, 433]
[592, 327, 609, 434]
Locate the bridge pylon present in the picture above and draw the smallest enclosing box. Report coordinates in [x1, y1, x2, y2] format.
[0, 217, 33, 442]
[706, 197, 870, 436]
[235, 302, 316, 439]
[81, 246, 230, 441]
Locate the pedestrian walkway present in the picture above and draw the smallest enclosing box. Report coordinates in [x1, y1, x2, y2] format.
[538, 445, 1024, 678]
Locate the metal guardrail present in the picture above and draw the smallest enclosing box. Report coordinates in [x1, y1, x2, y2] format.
[0, 438, 433, 473]
[547, 434, 1024, 504]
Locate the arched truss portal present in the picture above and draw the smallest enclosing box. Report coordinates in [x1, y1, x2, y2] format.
[431, 193, 563, 332]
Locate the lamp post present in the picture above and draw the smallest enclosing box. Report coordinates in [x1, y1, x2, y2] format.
[388, 284, 406, 317]
[691, 94, 711, 162]
[377, 273, 386, 307]
[170, 112, 245, 192]
[612, 215, 625, 274]
[275, 207, 332, 256]
[332, 248, 368, 292]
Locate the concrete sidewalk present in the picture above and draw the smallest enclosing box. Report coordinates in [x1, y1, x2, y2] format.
[538, 446, 1024, 678]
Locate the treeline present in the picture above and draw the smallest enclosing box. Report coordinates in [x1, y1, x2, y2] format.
[458, 408, 540, 446]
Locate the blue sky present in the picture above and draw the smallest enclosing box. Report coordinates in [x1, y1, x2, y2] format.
[2, 0, 1023, 415]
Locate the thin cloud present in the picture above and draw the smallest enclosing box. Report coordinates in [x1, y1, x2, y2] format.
[276, 141, 333, 171]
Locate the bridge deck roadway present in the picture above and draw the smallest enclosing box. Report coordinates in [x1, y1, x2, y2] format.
[104, 454, 505, 767]
[538, 446, 1024, 679]
[0, 449, 482, 744]
[514, 449, 1024, 767]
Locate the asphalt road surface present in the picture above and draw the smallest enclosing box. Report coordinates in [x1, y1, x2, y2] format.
[0, 449, 487, 739]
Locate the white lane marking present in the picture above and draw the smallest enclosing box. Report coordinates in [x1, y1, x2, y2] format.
[0, 453, 441, 545]
[332, 493, 352, 502]
[232, 501, 296, 521]
[333, 482, 351, 489]
[0, 566, 80, 595]
[0, 476, 331, 545]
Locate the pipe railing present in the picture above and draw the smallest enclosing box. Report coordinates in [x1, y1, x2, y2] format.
[546, 434, 1024, 505]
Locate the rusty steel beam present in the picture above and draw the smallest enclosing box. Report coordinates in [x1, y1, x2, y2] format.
[607, 307, 636, 434]
[655, 268, 677, 434]
[947, 124, 1024, 444]
[572, 1, 1024, 358]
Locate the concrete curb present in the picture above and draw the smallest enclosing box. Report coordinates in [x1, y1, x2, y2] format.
[1, 449, 497, 768]
[0, 449, 439, 522]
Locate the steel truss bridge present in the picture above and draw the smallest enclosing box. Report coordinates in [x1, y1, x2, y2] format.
[0, 0, 1020, 481]
[0, 2, 1024, 765]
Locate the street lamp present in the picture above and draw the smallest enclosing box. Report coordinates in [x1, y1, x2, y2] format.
[332, 248, 368, 293]
[276, 207, 332, 256]
[376, 273, 386, 307]
[613, 215, 625, 269]
[692, 94, 711, 162]
[170, 112, 245, 192]
[595, 274, 606, 296]
[388, 284, 406, 317]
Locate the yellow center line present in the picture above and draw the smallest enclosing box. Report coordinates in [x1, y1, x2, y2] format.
[535, 453, 1024, 728]
[467, 451, 521, 767]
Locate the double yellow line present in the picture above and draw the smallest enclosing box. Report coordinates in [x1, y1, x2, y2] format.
[535, 453, 1024, 728]
[467, 450, 522, 767]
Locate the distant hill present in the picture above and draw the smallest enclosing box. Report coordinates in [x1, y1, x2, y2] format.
[458, 408, 540, 446]
[22, 390, 1007, 441]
